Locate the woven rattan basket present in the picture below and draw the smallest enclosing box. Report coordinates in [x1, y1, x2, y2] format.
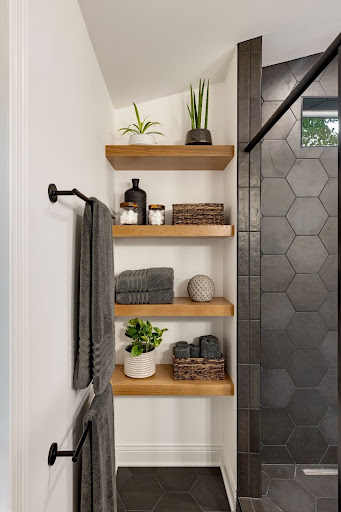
[173, 353, 225, 381]
[172, 203, 224, 225]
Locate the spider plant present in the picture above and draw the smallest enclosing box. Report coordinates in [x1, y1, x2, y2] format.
[118, 103, 165, 136]
[187, 79, 210, 130]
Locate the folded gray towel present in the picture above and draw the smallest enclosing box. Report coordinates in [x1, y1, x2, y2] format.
[116, 288, 174, 304]
[116, 267, 174, 292]
[74, 199, 115, 396]
[80, 383, 116, 512]
[189, 343, 201, 358]
[174, 341, 190, 358]
[200, 335, 221, 359]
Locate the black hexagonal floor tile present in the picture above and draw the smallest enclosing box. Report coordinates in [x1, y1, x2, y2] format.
[191, 474, 230, 511]
[119, 474, 163, 511]
[154, 493, 202, 512]
[156, 467, 197, 491]
[117, 467, 131, 490]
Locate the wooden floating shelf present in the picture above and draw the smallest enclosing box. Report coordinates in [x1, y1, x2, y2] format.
[115, 297, 234, 317]
[106, 145, 234, 170]
[112, 224, 234, 238]
[111, 364, 234, 396]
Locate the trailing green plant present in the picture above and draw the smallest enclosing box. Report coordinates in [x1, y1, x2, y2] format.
[118, 103, 165, 136]
[187, 79, 210, 130]
[125, 318, 168, 356]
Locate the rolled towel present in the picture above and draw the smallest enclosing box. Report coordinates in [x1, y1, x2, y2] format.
[116, 288, 174, 305]
[116, 268, 174, 292]
[200, 335, 221, 359]
[189, 343, 200, 358]
[174, 341, 190, 359]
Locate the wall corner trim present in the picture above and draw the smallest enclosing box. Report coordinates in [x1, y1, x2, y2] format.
[9, 0, 29, 510]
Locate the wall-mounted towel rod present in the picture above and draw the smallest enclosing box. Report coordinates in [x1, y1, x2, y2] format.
[48, 183, 92, 204]
[48, 421, 91, 466]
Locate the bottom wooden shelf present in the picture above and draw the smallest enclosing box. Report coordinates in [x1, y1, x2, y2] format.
[111, 364, 234, 396]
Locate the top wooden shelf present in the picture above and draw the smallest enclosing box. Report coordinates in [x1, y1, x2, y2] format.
[106, 145, 234, 170]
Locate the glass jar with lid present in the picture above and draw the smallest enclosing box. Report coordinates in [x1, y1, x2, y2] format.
[120, 202, 138, 225]
[148, 205, 165, 225]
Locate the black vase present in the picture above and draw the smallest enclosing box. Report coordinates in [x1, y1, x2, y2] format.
[185, 129, 212, 145]
[124, 179, 146, 225]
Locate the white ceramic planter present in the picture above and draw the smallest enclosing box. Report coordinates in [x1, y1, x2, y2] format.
[128, 133, 156, 145]
[124, 347, 156, 378]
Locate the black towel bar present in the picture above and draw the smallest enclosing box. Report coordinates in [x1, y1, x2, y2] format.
[48, 183, 92, 205]
[48, 421, 92, 466]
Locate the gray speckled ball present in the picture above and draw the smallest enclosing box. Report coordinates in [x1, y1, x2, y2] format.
[187, 275, 215, 302]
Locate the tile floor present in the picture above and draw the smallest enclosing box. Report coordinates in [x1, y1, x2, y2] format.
[262, 464, 338, 512]
[117, 466, 231, 512]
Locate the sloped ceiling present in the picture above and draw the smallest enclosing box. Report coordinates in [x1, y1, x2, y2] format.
[78, 0, 340, 108]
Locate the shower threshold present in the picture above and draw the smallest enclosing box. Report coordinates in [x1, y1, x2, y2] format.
[302, 467, 338, 476]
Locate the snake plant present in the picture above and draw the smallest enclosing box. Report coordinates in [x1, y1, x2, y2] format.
[187, 79, 210, 130]
[118, 103, 165, 136]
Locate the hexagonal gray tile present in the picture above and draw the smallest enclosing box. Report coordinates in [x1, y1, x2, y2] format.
[319, 292, 338, 330]
[287, 236, 328, 273]
[268, 477, 316, 511]
[119, 475, 163, 511]
[287, 198, 328, 235]
[154, 493, 202, 512]
[286, 312, 328, 349]
[319, 331, 337, 369]
[320, 57, 338, 95]
[287, 121, 323, 159]
[320, 147, 338, 177]
[288, 54, 320, 81]
[261, 293, 295, 330]
[190, 474, 229, 511]
[261, 140, 295, 178]
[262, 63, 296, 101]
[319, 178, 338, 216]
[263, 101, 296, 140]
[319, 217, 337, 254]
[287, 427, 328, 464]
[287, 350, 327, 387]
[287, 389, 328, 426]
[286, 274, 328, 311]
[262, 178, 295, 216]
[156, 468, 197, 492]
[319, 255, 337, 291]
[287, 159, 328, 197]
[319, 370, 337, 407]
[261, 331, 295, 369]
[261, 255, 294, 292]
[261, 217, 295, 254]
[262, 408, 294, 445]
[320, 407, 338, 445]
[261, 369, 294, 407]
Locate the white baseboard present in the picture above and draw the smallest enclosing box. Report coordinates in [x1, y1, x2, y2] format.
[117, 443, 236, 510]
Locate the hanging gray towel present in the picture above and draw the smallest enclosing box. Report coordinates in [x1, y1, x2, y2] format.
[115, 268, 174, 292]
[80, 383, 116, 512]
[74, 198, 115, 396]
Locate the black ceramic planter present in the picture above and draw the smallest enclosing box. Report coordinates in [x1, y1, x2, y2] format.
[185, 129, 212, 145]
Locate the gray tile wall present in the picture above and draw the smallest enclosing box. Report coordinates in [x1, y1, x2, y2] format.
[237, 37, 262, 499]
[260, 54, 338, 465]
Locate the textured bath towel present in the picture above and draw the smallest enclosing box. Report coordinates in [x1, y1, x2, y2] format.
[200, 335, 221, 359]
[116, 288, 174, 305]
[189, 343, 201, 358]
[174, 341, 190, 358]
[115, 267, 174, 292]
[74, 198, 115, 396]
[80, 384, 116, 512]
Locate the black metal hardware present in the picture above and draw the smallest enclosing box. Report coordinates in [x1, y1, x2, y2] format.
[48, 421, 92, 466]
[48, 183, 93, 205]
[245, 31, 341, 152]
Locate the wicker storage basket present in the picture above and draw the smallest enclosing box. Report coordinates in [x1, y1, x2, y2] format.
[173, 352, 225, 381]
[172, 203, 224, 225]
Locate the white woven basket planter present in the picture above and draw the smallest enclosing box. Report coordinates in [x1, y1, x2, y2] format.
[124, 348, 156, 378]
[128, 134, 156, 145]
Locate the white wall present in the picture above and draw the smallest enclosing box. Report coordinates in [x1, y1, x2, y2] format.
[113, 80, 237, 481]
[0, 0, 10, 509]
[26, 1, 114, 510]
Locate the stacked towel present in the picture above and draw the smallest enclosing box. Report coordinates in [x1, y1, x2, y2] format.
[174, 341, 190, 358]
[200, 335, 221, 359]
[115, 268, 174, 305]
[80, 384, 116, 512]
[189, 343, 200, 358]
[74, 199, 115, 396]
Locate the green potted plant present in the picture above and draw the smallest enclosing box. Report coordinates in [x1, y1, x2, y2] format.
[124, 318, 168, 378]
[118, 103, 165, 145]
[186, 79, 211, 145]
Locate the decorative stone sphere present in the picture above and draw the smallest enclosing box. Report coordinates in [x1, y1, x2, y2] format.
[187, 275, 215, 302]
